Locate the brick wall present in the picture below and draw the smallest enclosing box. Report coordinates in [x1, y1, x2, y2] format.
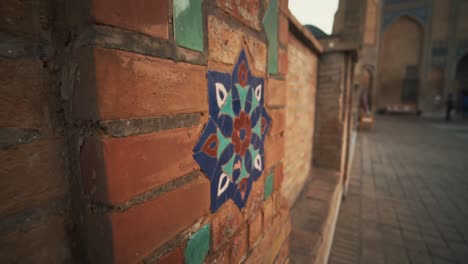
[0, 0, 331, 263]
[363, 0, 378, 46]
[283, 32, 318, 206]
[74, 0, 292, 261]
[0, 0, 75, 262]
[314, 52, 348, 172]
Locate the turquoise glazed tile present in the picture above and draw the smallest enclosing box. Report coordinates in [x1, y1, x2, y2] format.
[174, 0, 203, 51]
[184, 224, 210, 264]
[263, 0, 279, 74]
[264, 172, 274, 200]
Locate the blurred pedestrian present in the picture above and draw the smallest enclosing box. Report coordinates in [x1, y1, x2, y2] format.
[446, 93, 454, 121]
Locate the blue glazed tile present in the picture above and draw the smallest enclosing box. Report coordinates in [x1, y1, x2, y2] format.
[193, 49, 271, 213]
[207, 71, 232, 122]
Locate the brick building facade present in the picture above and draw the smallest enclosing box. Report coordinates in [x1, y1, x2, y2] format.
[0, 0, 362, 263]
[377, 0, 468, 115]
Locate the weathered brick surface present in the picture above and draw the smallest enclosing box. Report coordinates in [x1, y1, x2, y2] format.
[0, 0, 50, 38]
[314, 52, 346, 171]
[75, 47, 208, 120]
[263, 197, 274, 230]
[107, 177, 210, 264]
[81, 126, 200, 205]
[230, 225, 248, 263]
[207, 15, 267, 73]
[245, 174, 265, 217]
[279, 14, 289, 46]
[211, 201, 243, 250]
[283, 33, 318, 206]
[265, 134, 285, 169]
[92, 0, 169, 38]
[275, 239, 290, 264]
[216, 0, 261, 30]
[266, 78, 286, 107]
[248, 211, 263, 247]
[0, 58, 56, 130]
[0, 1, 325, 263]
[0, 140, 67, 216]
[0, 214, 72, 263]
[278, 48, 288, 76]
[274, 162, 284, 191]
[269, 109, 286, 136]
[158, 247, 184, 264]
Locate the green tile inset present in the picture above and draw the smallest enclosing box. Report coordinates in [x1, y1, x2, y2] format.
[262, 0, 279, 74]
[264, 173, 274, 200]
[174, 0, 204, 51]
[184, 224, 210, 264]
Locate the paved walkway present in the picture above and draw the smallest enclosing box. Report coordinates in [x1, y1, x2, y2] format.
[329, 116, 468, 264]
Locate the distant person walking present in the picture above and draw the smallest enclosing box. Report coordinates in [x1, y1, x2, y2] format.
[446, 93, 454, 121]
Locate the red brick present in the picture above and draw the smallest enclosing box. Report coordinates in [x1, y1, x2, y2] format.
[266, 78, 286, 107]
[248, 212, 263, 247]
[279, 14, 289, 46]
[279, 0, 289, 13]
[158, 247, 184, 264]
[207, 245, 230, 264]
[265, 134, 285, 168]
[245, 228, 274, 264]
[276, 194, 290, 219]
[0, 213, 72, 263]
[216, 0, 261, 30]
[0, 58, 54, 129]
[75, 47, 207, 120]
[208, 16, 267, 73]
[0, 96, 48, 129]
[263, 198, 274, 230]
[265, 216, 290, 263]
[0, 0, 48, 38]
[81, 126, 200, 205]
[0, 140, 67, 216]
[274, 162, 284, 190]
[230, 225, 248, 263]
[0, 58, 45, 97]
[92, 0, 169, 38]
[274, 239, 290, 264]
[278, 48, 288, 76]
[270, 109, 286, 136]
[108, 177, 210, 264]
[211, 201, 243, 250]
[244, 175, 264, 218]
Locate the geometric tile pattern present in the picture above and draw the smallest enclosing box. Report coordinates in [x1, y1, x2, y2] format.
[193, 49, 271, 212]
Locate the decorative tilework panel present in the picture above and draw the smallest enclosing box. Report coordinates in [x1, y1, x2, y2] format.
[193, 49, 271, 212]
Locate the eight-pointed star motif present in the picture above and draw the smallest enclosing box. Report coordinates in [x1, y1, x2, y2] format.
[193, 49, 271, 212]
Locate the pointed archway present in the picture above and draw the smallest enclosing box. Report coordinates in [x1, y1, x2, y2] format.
[377, 16, 424, 109]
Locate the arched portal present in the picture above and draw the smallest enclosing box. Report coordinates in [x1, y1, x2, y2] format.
[377, 16, 424, 109]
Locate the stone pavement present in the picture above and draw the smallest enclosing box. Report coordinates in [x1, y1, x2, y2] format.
[328, 116, 468, 264]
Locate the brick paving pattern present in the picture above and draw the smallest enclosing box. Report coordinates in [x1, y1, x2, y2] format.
[329, 117, 468, 264]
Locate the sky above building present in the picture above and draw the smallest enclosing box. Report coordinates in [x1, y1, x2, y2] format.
[288, 0, 339, 34]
